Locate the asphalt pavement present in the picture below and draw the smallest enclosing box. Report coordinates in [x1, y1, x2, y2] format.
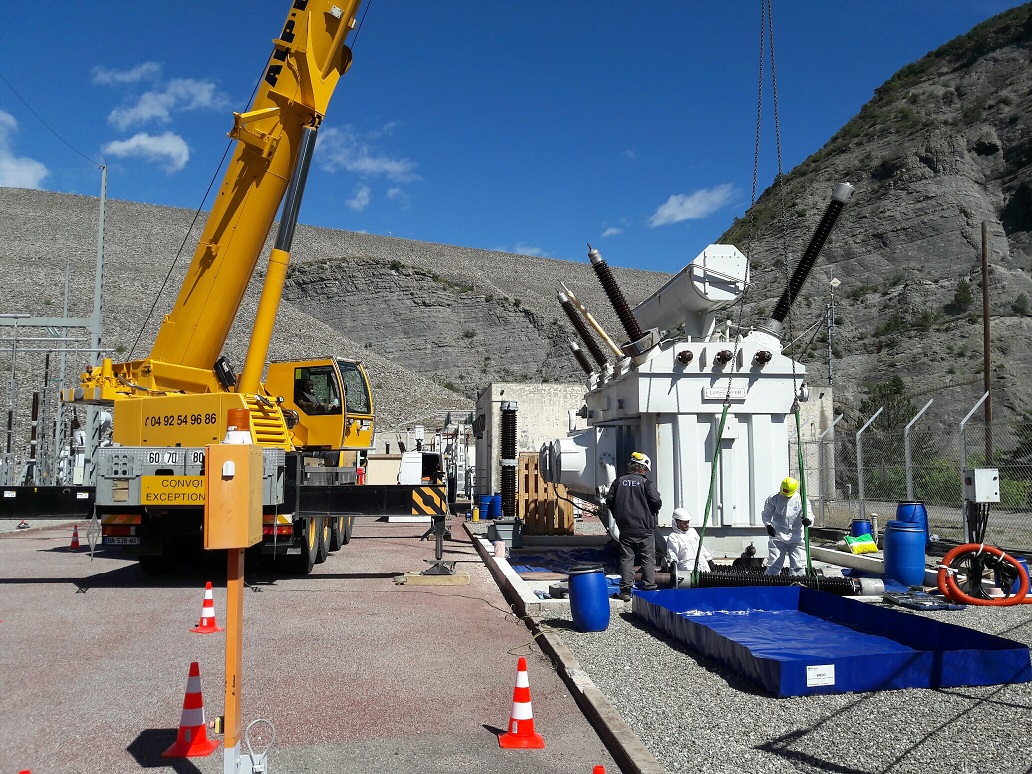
[0, 518, 620, 773]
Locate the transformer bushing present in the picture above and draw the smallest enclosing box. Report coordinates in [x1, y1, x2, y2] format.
[558, 291, 608, 367]
[587, 244, 645, 344]
[500, 401, 518, 521]
[568, 341, 593, 375]
[770, 183, 854, 326]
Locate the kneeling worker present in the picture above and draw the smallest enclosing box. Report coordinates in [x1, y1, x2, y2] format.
[666, 508, 714, 574]
[762, 476, 812, 577]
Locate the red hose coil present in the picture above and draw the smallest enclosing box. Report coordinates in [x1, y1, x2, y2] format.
[937, 543, 1031, 606]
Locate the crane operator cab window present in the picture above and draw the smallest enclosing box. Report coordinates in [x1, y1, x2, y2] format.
[294, 368, 342, 415]
[337, 359, 371, 415]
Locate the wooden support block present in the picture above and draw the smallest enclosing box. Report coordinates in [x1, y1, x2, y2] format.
[518, 452, 573, 536]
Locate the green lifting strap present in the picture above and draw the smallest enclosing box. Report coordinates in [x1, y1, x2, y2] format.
[692, 401, 731, 579]
[794, 404, 814, 576]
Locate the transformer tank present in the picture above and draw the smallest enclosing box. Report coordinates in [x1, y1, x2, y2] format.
[544, 184, 853, 556]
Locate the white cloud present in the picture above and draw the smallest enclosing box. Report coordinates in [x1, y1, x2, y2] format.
[92, 62, 162, 86]
[347, 184, 372, 211]
[386, 187, 405, 200]
[318, 124, 419, 182]
[648, 184, 736, 227]
[622, 148, 636, 160]
[0, 111, 49, 188]
[601, 227, 622, 237]
[513, 242, 549, 258]
[102, 132, 189, 172]
[107, 78, 226, 130]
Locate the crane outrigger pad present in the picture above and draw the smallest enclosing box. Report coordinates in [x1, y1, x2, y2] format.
[633, 586, 1031, 697]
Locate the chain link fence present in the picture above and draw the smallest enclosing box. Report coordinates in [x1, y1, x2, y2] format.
[790, 394, 1032, 555]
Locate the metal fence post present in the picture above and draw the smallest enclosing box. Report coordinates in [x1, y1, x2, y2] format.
[857, 407, 884, 521]
[959, 392, 989, 472]
[904, 399, 933, 501]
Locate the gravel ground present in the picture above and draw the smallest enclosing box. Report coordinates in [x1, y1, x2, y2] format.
[552, 600, 1032, 774]
[478, 516, 1032, 773]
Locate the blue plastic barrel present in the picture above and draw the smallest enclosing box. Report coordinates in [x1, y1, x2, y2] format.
[883, 520, 926, 587]
[895, 502, 929, 544]
[479, 495, 493, 518]
[850, 519, 873, 538]
[490, 493, 502, 519]
[567, 564, 611, 632]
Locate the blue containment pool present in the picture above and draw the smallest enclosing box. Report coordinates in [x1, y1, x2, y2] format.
[634, 586, 1032, 698]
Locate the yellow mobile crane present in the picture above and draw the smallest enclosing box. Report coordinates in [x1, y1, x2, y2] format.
[63, 0, 374, 573]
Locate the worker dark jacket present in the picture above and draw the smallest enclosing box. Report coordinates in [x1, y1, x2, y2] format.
[605, 472, 662, 536]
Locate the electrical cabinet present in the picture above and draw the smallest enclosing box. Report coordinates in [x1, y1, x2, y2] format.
[204, 444, 263, 549]
[962, 468, 1000, 504]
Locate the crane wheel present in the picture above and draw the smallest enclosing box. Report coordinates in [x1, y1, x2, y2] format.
[329, 516, 344, 551]
[292, 518, 317, 574]
[315, 517, 330, 564]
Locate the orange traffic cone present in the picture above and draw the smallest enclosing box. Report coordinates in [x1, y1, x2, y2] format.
[190, 582, 224, 634]
[499, 657, 545, 749]
[163, 661, 220, 758]
[593, 767, 606, 773]
[69, 524, 80, 550]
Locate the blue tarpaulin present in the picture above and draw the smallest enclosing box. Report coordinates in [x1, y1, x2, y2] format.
[507, 546, 618, 574]
[634, 586, 1032, 697]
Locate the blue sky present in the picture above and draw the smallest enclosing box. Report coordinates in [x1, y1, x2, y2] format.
[1, 1, 1026, 274]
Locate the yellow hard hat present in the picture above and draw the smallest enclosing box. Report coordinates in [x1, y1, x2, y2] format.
[780, 477, 799, 497]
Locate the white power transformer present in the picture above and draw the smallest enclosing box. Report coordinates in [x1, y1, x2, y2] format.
[541, 184, 854, 557]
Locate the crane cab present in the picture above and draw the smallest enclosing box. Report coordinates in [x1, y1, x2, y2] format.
[266, 357, 375, 452]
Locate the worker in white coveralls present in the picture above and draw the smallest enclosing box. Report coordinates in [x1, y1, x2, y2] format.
[666, 508, 714, 573]
[762, 476, 812, 577]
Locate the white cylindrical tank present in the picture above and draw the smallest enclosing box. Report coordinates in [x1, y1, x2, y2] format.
[632, 245, 749, 338]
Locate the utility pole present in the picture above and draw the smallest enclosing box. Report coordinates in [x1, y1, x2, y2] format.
[85, 165, 107, 486]
[981, 221, 993, 464]
[827, 278, 840, 384]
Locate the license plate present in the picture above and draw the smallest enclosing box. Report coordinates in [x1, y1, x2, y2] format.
[105, 536, 141, 545]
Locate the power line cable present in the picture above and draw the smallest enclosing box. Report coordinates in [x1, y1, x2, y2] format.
[0, 70, 103, 168]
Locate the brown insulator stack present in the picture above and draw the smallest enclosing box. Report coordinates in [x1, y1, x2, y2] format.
[500, 401, 518, 521]
[587, 244, 645, 343]
[568, 341, 593, 374]
[558, 290, 607, 367]
[770, 183, 854, 325]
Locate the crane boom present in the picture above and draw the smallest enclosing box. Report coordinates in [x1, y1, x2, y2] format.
[151, 0, 360, 371]
[65, 0, 362, 404]
[60, 1, 379, 576]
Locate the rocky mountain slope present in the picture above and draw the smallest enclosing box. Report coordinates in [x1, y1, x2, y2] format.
[722, 3, 1032, 429]
[0, 187, 668, 436]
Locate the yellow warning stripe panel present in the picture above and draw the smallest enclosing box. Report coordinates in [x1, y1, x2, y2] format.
[262, 513, 294, 525]
[102, 514, 142, 525]
[411, 486, 446, 515]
